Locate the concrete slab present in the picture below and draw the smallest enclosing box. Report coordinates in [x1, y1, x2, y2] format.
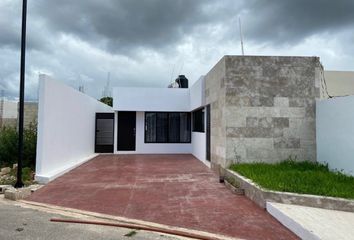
[5, 188, 31, 201]
[26, 154, 298, 240]
[267, 202, 354, 240]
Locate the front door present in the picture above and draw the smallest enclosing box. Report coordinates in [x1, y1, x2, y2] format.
[95, 113, 114, 153]
[117, 111, 136, 151]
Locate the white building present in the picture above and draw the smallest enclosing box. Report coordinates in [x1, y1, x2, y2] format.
[110, 75, 208, 163]
[34, 56, 354, 183]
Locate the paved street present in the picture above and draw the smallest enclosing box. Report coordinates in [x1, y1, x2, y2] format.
[0, 199, 179, 240]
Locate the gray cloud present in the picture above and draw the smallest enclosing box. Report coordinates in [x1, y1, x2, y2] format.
[32, 0, 239, 54]
[242, 0, 354, 44]
[0, 0, 353, 101]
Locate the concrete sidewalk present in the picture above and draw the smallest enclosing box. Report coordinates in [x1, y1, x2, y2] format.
[267, 202, 354, 240]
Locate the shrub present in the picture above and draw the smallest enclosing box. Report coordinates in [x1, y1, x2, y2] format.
[23, 123, 37, 169]
[0, 127, 18, 168]
[99, 96, 113, 107]
[0, 123, 37, 170]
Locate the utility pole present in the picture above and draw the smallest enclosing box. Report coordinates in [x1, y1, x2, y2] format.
[15, 0, 27, 188]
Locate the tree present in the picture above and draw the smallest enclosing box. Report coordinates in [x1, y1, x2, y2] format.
[99, 97, 113, 107]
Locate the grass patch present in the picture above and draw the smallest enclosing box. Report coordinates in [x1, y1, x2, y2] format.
[230, 160, 354, 199]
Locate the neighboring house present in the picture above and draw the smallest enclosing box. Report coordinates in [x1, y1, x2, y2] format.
[0, 100, 18, 128]
[324, 71, 354, 97]
[23, 102, 38, 128]
[0, 99, 38, 129]
[317, 71, 354, 176]
[35, 56, 323, 183]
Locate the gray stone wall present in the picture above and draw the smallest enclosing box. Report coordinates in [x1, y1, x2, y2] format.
[205, 56, 321, 167]
[204, 58, 227, 169]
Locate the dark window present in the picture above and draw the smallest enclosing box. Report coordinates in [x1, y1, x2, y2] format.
[192, 108, 204, 132]
[145, 112, 191, 143]
[145, 113, 156, 142]
[179, 112, 191, 142]
[156, 112, 168, 142]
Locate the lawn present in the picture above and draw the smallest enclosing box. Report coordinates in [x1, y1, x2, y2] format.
[229, 160, 354, 199]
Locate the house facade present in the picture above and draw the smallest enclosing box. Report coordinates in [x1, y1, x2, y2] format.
[108, 75, 209, 166]
[35, 55, 321, 183]
[96, 56, 321, 169]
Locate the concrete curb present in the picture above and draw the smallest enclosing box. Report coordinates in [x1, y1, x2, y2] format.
[224, 169, 354, 212]
[266, 202, 321, 240]
[19, 200, 242, 240]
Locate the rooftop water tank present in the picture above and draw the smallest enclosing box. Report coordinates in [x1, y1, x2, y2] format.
[175, 75, 188, 88]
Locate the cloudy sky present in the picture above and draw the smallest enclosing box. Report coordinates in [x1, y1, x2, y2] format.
[1, 0, 353, 100]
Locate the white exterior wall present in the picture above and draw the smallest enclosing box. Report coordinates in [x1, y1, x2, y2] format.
[113, 87, 190, 112]
[190, 76, 205, 111]
[317, 96, 354, 176]
[36, 75, 113, 183]
[113, 77, 208, 164]
[192, 132, 207, 164]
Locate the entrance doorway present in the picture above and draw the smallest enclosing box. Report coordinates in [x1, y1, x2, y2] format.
[117, 111, 136, 151]
[95, 112, 114, 153]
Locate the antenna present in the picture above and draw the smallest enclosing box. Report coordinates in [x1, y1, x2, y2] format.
[238, 17, 245, 55]
[178, 61, 184, 75]
[102, 72, 112, 97]
[78, 74, 85, 93]
[170, 64, 175, 83]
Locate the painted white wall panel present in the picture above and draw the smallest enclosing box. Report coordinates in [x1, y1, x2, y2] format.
[192, 132, 206, 162]
[113, 87, 190, 112]
[35, 75, 113, 183]
[317, 96, 354, 176]
[190, 76, 205, 111]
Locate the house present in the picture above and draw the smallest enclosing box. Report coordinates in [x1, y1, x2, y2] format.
[324, 71, 354, 97]
[35, 55, 322, 183]
[0, 99, 17, 128]
[0, 99, 38, 128]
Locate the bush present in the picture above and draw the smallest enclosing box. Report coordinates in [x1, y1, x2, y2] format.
[23, 123, 37, 169]
[99, 96, 113, 107]
[0, 123, 37, 170]
[0, 127, 18, 168]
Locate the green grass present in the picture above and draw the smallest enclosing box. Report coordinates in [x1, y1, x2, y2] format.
[230, 160, 354, 199]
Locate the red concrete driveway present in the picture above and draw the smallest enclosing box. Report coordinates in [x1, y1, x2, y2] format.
[27, 154, 297, 239]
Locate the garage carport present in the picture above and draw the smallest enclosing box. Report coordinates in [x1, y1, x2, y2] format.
[27, 154, 297, 240]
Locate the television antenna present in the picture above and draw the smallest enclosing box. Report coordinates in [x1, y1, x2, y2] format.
[238, 17, 245, 55]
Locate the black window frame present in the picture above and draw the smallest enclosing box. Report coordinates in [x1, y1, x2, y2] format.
[144, 112, 191, 144]
[192, 108, 205, 133]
